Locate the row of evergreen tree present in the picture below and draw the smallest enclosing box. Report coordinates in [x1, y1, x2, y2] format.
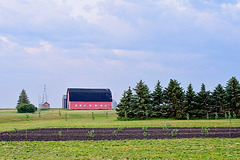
[116, 77, 240, 119]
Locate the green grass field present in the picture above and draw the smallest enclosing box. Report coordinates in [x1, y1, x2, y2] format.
[0, 109, 240, 159]
[1, 138, 239, 159]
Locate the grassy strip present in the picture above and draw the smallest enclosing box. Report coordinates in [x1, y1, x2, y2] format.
[0, 138, 239, 159]
[0, 109, 240, 132]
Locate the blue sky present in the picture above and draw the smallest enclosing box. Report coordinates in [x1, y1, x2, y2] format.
[0, 0, 240, 108]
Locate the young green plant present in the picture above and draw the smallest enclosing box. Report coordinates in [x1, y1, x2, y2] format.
[65, 113, 68, 121]
[142, 126, 148, 132]
[112, 130, 117, 137]
[59, 131, 62, 137]
[171, 129, 179, 137]
[163, 123, 171, 131]
[88, 129, 95, 138]
[142, 127, 148, 137]
[201, 127, 209, 136]
[143, 131, 147, 137]
[118, 126, 124, 132]
[106, 112, 108, 119]
[38, 111, 41, 119]
[26, 114, 29, 121]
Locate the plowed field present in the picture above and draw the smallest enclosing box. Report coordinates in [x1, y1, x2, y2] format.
[1, 127, 240, 141]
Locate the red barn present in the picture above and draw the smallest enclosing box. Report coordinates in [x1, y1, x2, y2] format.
[67, 88, 112, 110]
[41, 102, 50, 109]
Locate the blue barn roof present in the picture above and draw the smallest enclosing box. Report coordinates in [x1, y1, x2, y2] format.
[67, 88, 112, 102]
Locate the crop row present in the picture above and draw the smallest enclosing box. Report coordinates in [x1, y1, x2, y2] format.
[0, 127, 240, 141]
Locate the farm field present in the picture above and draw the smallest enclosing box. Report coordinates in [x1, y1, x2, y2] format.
[0, 109, 240, 159]
[1, 127, 240, 141]
[1, 138, 240, 159]
[0, 109, 240, 132]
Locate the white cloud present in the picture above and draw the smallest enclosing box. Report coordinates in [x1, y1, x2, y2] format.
[1, 0, 240, 107]
[221, 2, 240, 10]
[0, 36, 19, 53]
[53, 0, 64, 5]
[66, 0, 105, 22]
[137, 62, 176, 73]
[156, 0, 190, 11]
[221, 2, 240, 21]
[40, 41, 53, 52]
[0, 36, 11, 43]
[24, 47, 41, 55]
[24, 41, 53, 55]
[1, 0, 239, 49]
[113, 49, 153, 59]
[104, 59, 125, 68]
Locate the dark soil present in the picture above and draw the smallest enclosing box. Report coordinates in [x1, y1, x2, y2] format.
[0, 127, 240, 141]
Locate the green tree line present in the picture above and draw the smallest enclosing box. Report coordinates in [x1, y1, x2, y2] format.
[116, 77, 240, 119]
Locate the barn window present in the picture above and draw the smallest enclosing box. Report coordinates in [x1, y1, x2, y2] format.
[105, 105, 107, 107]
[84, 105, 86, 107]
[95, 104, 97, 107]
[75, 105, 77, 107]
[89, 104, 92, 107]
[80, 105, 82, 107]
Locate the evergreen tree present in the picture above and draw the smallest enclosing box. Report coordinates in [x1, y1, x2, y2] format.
[152, 80, 163, 106]
[163, 79, 185, 119]
[212, 84, 227, 114]
[17, 89, 30, 106]
[196, 83, 211, 117]
[185, 83, 197, 117]
[133, 80, 152, 119]
[116, 87, 134, 119]
[226, 77, 240, 116]
[151, 80, 164, 117]
[16, 89, 37, 113]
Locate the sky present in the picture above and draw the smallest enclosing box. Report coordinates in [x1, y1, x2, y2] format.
[0, 0, 240, 108]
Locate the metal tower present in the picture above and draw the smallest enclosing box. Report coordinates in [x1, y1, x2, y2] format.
[42, 84, 48, 104]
